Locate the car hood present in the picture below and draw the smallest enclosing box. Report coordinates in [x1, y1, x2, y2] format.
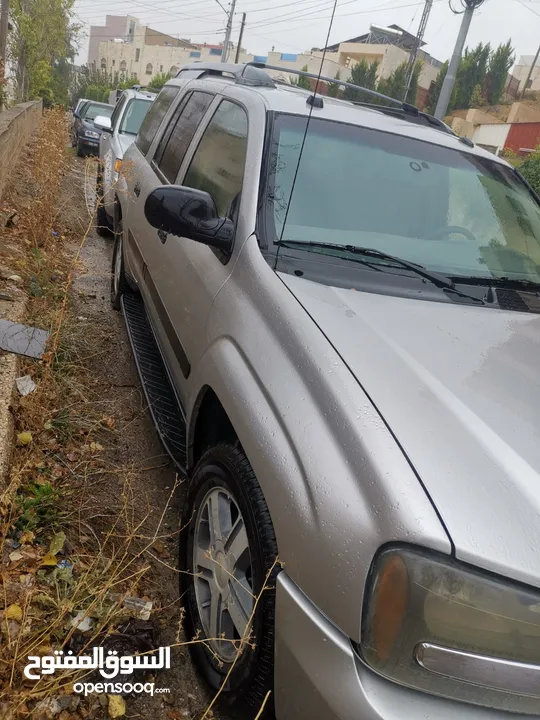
[280, 274, 540, 589]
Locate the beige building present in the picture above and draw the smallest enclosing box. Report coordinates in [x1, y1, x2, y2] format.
[90, 17, 442, 106]
[513, 55, 540, 94]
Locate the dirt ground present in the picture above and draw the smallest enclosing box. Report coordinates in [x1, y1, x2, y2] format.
[63, 155, 213, 719]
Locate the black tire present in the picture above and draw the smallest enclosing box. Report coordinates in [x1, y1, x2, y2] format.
[76, 138, 84, 157]
[110, 219, 128, 310]
[180, 445, 278, 718]
[95, 171, 113, 237]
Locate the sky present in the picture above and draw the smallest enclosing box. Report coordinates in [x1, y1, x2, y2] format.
[73, 0, 540, 69]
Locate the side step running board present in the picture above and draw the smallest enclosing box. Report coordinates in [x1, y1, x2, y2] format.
[121, 293, 187, 471]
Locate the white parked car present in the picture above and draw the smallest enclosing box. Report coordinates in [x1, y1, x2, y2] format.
[94, 88, 156, 236]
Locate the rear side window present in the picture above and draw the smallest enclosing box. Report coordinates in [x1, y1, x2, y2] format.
[183, 100, 248, 218]
[155, 92, 213, 183]
[136, 85, 180, 156]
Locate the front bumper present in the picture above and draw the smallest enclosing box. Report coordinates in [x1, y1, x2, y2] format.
[275, 572, 531, 720]
[79, 137, 100, 153]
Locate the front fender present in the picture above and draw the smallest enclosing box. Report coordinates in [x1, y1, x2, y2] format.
[186, 332, 450, 642]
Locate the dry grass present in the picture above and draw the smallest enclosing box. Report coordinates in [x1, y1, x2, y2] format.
[0, 109, 278, 720]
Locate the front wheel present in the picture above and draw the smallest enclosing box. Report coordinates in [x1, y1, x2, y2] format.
[110, 220, 128, 310]
[180, 445, 278, 718]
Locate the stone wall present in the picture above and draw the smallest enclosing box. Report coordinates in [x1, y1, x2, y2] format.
[0, 100, 42, 201]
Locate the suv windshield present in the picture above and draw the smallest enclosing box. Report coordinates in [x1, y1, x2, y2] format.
[83, 103, 113, 121]
[120, 98, 152, 135]
[267, 114, 540, 285]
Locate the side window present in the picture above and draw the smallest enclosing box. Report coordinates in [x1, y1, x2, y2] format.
[183, 100, 248, 219]
[155, 92, 214, 183]
[110, 96, 127, 130]
[136, 85, 180, 156]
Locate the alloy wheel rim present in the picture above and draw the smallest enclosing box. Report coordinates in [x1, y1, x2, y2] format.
[193, 485, 253, 663]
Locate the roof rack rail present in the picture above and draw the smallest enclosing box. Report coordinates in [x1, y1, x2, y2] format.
[175, 61, 452, 133]
[246, 62, 420, 116]
[175, 62, 274, 87]
[349, 101, 456, 135]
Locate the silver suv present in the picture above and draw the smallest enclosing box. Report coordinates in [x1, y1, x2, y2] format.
[94, 88, 155, 236]
[115, 63, 540, 719]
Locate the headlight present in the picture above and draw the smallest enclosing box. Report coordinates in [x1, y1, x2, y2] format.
[84, 130, 100, 139]
[361, 547, 540, 714]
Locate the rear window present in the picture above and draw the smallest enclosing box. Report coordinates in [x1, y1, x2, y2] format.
[136, 86, 180, 156]
[83, 103, 113, 121]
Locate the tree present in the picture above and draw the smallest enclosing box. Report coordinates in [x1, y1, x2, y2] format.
[71, 68, 139, 105]
[148, 71, 171, 91]
[290, 65, 311, 90]
[9, 0, 80, 103]
[518, 148, 540, 195]
[327, 69, 341, 98]
[377, 63, 405, 100]
[470, 83, 486, 107]
[343, 59, 378, 102]
[486, 39, 514, 105]
[404, 60, 422, 104]
[454, 42, 491, 110]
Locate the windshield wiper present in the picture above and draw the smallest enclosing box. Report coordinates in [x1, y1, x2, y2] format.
[450, 276, 540, 292]
[276, 240, 457, 290]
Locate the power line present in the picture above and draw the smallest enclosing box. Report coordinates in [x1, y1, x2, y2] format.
[515, 0, 540, 15]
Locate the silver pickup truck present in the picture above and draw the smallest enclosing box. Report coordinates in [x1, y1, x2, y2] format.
[94, 88, 155, 236]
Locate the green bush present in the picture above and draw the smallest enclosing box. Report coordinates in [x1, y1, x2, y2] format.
[519, 149, 540, 194]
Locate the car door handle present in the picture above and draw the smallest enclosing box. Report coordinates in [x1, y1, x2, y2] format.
[157, 229, 168, 244]
[134, 182, 141, 197]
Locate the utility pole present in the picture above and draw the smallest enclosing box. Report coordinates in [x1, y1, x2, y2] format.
[0, 0, 9, 107]
[404, 0, 433, 101]
[434, 0, 486, 120]
[520, 44, 540, 100]
[222, 0, 238, 63]
[235, 13, 246, 63]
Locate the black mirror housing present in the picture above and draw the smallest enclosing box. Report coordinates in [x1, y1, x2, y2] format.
[144, 185, 234, 253]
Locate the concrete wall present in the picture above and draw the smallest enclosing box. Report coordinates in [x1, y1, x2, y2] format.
[507, 101, 540, 123]
[465, 108, 502, 125]
[0, 100, 42, 202]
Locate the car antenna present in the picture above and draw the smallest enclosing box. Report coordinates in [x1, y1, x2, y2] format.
[274, 0, 339, 268]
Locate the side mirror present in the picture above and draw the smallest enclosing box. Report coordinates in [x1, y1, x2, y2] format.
[144, 185, 234, 253]
[73, 110, 80, 119]
[94, 115, 112, 132]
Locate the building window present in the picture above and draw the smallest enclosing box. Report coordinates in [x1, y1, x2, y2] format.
[160, 65, 163, 72]
[120, 60, 127, 72]
[209, 48, 222, 56]
[100, 58, 107, 70]
[131, 72, 137, 79]
[135, 48, 140, 62]
[146, 63, 153, 75]
[112, 59, 115, 66]
[280, 53, 297, 62]
[170, 65, 178, 75]
[189, 51, 201, 58]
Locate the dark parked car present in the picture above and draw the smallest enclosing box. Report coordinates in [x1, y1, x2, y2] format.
[72, 101, 114, 156]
